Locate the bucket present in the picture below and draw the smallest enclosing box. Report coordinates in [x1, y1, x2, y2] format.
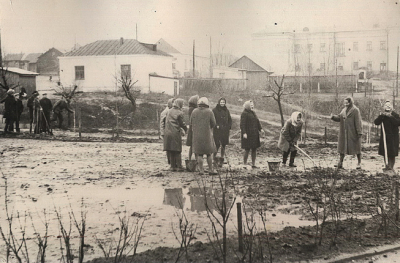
[267, 161, 280, 172]
[185, 160, 198, 172]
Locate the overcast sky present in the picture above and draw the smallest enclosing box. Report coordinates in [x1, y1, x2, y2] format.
[0, 0, 399, 57]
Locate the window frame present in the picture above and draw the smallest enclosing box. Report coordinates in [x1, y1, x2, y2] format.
[75, 66, 85, 80]
[121, 64, 131, 79]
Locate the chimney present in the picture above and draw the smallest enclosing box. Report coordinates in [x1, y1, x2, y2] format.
[153, 44, 157, 51]
[120, 37, 124, 45]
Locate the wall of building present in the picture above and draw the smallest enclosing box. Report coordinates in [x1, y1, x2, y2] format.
[59, 54, 173, 92]
[37, 49, 63, 75]
[149, 75, 179, 96]
[212, 67, 245, 79]
[172, 53, 210, 78]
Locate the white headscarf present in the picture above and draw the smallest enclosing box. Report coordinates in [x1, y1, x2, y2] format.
[291, 111, 303, 126]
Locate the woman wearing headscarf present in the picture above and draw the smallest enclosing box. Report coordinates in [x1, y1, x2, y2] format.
[278, 112, 303, 167]
[331, 97, 363, 169]
[374, 101, 400, 171]
[212, 98, 232, 163]
[240, 100, 265, 168]
[163, 98, 187, 171]
[160, 98, 175, 165]
[191, 97, 217, 175]
[186, 95, 199, 160]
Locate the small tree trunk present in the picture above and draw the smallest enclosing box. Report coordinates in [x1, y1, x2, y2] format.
[277, 98, 284, 127]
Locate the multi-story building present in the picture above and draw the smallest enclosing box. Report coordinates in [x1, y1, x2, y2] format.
[252, 27, 400, 78]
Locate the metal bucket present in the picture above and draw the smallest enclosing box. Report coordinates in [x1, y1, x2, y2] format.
[267, 161, 280, 172]
[185, 160, 197, 172]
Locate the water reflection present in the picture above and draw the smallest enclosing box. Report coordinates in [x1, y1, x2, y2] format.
[163, 188, 186, 209]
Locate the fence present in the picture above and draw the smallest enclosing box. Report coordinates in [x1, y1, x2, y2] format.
[181, 78, 246, 93]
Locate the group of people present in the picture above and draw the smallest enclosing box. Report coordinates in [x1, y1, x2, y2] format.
[160, 95, 400, 173]
[2, 89, 74, 134]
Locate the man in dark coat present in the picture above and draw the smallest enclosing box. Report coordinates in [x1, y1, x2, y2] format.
[331, 97, 362, 170]
[27, 91, 40, 133]
[163, 99, 187, 171]
[240, 100, 264, 168]
[3, 89, 17, 133]
[212, 97, 232, 163]
[51, 96, 74, 129]
[14, 91, 26, 133]
[278, 112, 303, 167]
[38, 93, 53, 134]
[191, 97, 217, 175]
[374, 101, 400, 171]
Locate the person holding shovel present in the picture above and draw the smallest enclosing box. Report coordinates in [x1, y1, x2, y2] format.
[374, 101, 400, 171]
[163, 98, 187, 172]
[212, 97, 232, 166]
[240, 100, 265, 168]
[331, 97, 363, 170]
[278, 111, 303, 167]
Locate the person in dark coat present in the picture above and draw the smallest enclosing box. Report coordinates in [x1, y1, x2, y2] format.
[331, 97, 363, 170]
[191, 97, 217, 175]
[240, 100, 264, 168]
[212, 97, 232, 162]
[27, 91, 40, 133]
[3, 89, 17, 133]
[278, 112, 303, 167]
[163, 98, 187, 171]
[14, 92, 26, 133]
[51, 96, 74, 129]
[186, 95, 199, 160]
[38, 93, 53, 134]
[374, 101, 400, 171]
[160, 98, 175, 165]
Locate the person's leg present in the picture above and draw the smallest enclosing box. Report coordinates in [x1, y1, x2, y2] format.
[251, 148, 257, 167]
[337, 154, 345, 168]
[207, 154, 216, 174]
[282, 149, 290, 164]
[176, 152, 183, 170]
[170, 151, 177, 170]
[29, 109, 33, 133]
[220, 145, 226, 159]
[197, 154, 204, 174]
[58, 113, 64, 129]
[15, 116, 20, 133]
[166, 151, 171, 165]
[188, 146, 193, 161]
[4, 119, 10, 132]
[388, 156, 395, 170]
[243, 149, 250, 165]
[289, 150, 298, 167]
[356, 153, 362, 169]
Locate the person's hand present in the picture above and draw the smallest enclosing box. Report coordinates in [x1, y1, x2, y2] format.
[330, 113, 333, 119]
[243, 133, 247, 139]
[260, 129, 265, 137]
[160, 135, 164, 139]
[217, 126, 220, 129]
[180, 128, 186, 136]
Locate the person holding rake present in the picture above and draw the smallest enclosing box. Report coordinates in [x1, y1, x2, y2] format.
[374, 101, 400, 171]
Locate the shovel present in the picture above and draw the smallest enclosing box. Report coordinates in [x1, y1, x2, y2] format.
[294, 145, 316, 167]
[382, 122, 388, 168]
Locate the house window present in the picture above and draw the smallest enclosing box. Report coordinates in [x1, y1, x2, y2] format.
[367, 41, 372, 51]
[338, 65, 343, 71]
[320, 43, 326, 52]
[307, 44, 313, 53]
[172, 63, 176, 70]
[367, 61, 372, 70]
[380, 41, 386, 50]
[335, 43, 345, 57]
[294, 44, 301, 53]
[121, 64, 131, 79]
[353, 62, 358, 70]
[353, 42, 358, 52]
[75, 66, 85, 80]
[184, 59, 187, 70]
[320, 63, 325, 71]
[380, 63, 386, 72]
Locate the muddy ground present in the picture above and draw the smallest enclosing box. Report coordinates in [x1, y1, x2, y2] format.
[0, 130, 399, 263]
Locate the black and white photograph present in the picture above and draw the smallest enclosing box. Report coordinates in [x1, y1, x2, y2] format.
[0, 0, 400, 262]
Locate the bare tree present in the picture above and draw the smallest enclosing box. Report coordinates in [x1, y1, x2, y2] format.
[264, 75, 294, 127]
[118, 75, 140, 114]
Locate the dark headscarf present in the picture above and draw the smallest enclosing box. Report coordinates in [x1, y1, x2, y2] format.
[173, 98, 184, 109]
[188, 95, 199, 108]
[216, 97, 227, 111]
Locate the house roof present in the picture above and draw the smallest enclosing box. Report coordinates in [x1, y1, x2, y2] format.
[3, 53, 43, 63]
[39, 48, 64, 58]
[23, 53, 42, 63]
[156, 38, 181, 54]
[0, 67, 39, 76]
[64, 39, 171, 57]
[3, 53, 25, 61]
[229, 56, 269, 72]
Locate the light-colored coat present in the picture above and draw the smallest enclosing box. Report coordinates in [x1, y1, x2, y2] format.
[163, 107, 187, 152]
[332, 105, 362, 155]
[191, 106, 217, 155]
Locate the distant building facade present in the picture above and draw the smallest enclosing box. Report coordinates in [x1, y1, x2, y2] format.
[0, 67, 38, 94]
[37, 48, 64, 75]
[252, 27, 400, 78]
[3, 53, 42, 73]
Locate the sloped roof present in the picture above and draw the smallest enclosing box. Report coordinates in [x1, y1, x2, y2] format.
[0, 67, 39, 75]
[156, 38, 181, 54]
[64, 39, 171, 57]
[229, 56, 268, 72]
[22, 53, 43, 63]
[3, 53, 25, 61]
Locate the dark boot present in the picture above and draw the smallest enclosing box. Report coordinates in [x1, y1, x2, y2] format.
[289, 151, 297, 167]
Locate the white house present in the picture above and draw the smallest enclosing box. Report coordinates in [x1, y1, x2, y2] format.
[59, 38, 173, 92]
[212, 66, 246, 79]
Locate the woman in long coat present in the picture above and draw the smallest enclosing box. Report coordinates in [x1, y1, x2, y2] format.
[240, 100, 264, 168]
[160, 98, 175, 165]
[163, 99, 187, 171]
[331, 97, 363, 169]
[374, 101, 400, 170]
[3, 89, 17, 133]
[278, 112, 303, 167]
[191, 97, 217, 175]
[212, 97, 232, 161]
[186, 95, 199, 160]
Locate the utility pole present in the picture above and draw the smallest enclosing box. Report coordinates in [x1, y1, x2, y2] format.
[192, 40, 195, 78]
[209, 36, 212, 78]
[396, 45, 399, 97]
[335, 59, 338, 99]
